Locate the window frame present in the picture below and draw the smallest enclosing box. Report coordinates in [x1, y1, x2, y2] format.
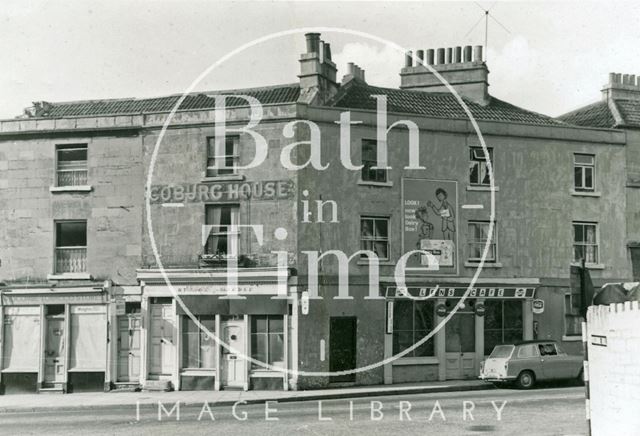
[360, 215, 390, 261]
[573, 153, 595, 192]
[204, 204, 240, 257]
[250, 315, 285, 369]
[55, 143, 88, 187]
[360, 139, 388, 183]
[564, 290, 583, 337]
[182, 315, 216, 370]
[469, 146, 494, 186]
[206, 136, 239, 177]
[54, 219, 88, 274]
[392, 299, 436, 358]
[467, 220, 497, 263]
[572, 221, 599, 264]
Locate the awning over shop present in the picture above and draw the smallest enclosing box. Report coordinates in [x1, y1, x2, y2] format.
[175, 295, 288, 315]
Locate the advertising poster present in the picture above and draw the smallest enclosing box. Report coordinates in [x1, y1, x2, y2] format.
[402, 178, 458, 274]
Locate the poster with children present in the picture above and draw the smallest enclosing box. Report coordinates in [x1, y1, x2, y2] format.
[402, 178, 458, 273]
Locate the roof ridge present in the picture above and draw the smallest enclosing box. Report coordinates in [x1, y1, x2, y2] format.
[44, 83, 300, 107]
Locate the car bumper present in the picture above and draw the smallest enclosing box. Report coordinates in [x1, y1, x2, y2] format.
[479, 374, 516, 382]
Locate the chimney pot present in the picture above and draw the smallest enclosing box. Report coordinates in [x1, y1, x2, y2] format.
[454, 46, 462, 63]
[426, 49, 435, 65]
[446, 48, 453, 64]
[347, 62, 355, 75]
[463, 46, 473, 62]
[416, 50, 425, 64]
[623, 74, 630, 85]
[437, 48, 445, 64]
[630, 75, 636, 87]
[305, 33, 321, 53]
[324, 43, 332, 61]
[473, 45, 483, 62]
[405, 51, 413, 68]
[609, 72, 616, 85]
[616, 73, 622, 84]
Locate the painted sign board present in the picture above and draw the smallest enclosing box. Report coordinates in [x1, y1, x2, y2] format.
[149, 179, 294, 204]
[386, 286, 536, 299]
[532, 299, 545, 314]
[402, 178, 458, 274]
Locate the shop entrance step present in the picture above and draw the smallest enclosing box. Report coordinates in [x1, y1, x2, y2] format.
[142, 380, 173, 392]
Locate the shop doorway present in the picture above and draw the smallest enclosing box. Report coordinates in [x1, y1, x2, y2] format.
[329, 317, 357, 383]
[445, 312, 476, 379]
[149, 301, 175, 378]
[44, 307, 66, 385]
[220, 319, 246, 389]
[117, 304, 141, 382]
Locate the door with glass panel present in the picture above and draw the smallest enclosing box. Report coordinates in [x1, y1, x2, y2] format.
[445, 311, 476, 380]
[220, 319, 246, 388]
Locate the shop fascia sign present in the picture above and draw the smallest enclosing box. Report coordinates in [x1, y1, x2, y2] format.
[386, 286, 535, 299]
[146, 283, 284, 296]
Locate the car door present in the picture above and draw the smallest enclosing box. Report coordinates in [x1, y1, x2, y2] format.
[514, 343, 543, 379]
[539, 343, 571, 379]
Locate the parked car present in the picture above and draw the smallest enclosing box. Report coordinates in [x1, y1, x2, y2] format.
[479, 340, 584, 389]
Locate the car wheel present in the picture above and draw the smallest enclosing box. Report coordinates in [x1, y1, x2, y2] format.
[516, 371, 535, 389]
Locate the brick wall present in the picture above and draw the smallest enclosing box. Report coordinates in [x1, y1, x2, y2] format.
[586, 301, 640, 435]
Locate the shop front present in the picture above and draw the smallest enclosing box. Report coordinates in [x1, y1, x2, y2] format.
[0, 285, 111, 394]
[136, 268, 297, 391]
[383, 283, 536, 384]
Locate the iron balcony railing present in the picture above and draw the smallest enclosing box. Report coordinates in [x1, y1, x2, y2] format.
[55, 247, 87, 273]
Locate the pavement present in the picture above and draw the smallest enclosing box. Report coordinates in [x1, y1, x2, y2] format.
[0, 379, 494, 413]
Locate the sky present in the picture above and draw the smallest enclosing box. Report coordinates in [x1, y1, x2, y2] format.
[1, 0, 639, 119]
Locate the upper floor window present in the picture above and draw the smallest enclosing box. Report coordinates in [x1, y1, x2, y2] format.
[360, 216, 389, 260]
[361, 139, 387, 183]
[55, 220, 87, 273]
[207, 136, 239, 177]
[204, 204, 239, 257]
[469, 147, 493, 186]
[56, 144, 87, 187]
[574, 153, 595, 192]
[467, 220, 497, 262]
[573, 221, 598, 264]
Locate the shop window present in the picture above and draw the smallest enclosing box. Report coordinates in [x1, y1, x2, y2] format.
[204, 205, 239, 257]
[361, 139, 387, 183]
[469, 147, 493, 186]
[56, 144, 87, 186]
[206, 136, 239, 177]
[182, 316, 216, 369]
[467, 221, 497, 262]
[251, 315, 284, 369]
[55, 221, 87, 274]
[574, 153, 595, 192]
[564, 289, 583, 337]
[573, 221, 598, 264]
[392, 300, 435, 357]
[360, 216, 389, 260]
[484, 300, 523, 355]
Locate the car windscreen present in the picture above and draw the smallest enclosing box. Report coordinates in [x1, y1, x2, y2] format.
[489, 345, 514, 358]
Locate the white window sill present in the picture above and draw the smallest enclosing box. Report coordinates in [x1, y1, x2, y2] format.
[465, 261, 502, 268]
[570, 262, 605, 270]
[49, 185, 93, 193]
[201, 174, 244, 183]
[357, 180, 393, 188]
[562, 335, 583, 342]
[250, 369, 285, 377]
[357, 259, 394, 266]
[571, 190, 601, 197]
[392, 357, 439, 366]
[467, 185, 499, 192]
[47, 273, 92, 280]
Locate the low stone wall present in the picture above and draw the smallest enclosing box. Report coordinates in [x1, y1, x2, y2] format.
[586, 301, 640, 435]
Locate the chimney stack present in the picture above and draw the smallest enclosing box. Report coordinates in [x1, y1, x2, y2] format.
[342, 62, 366, 84]
[399, 44, 490, 106]
[601, 71, 640, 102]
[299, 33, 338, 104]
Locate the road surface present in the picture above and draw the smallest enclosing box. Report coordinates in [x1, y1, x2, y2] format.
[0, 386, 586, 435]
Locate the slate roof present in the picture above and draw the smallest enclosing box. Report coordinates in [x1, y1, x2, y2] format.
[329, 80, 565, 126]
[558, 98, 640, 129]
[35, 84, 301, 118]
